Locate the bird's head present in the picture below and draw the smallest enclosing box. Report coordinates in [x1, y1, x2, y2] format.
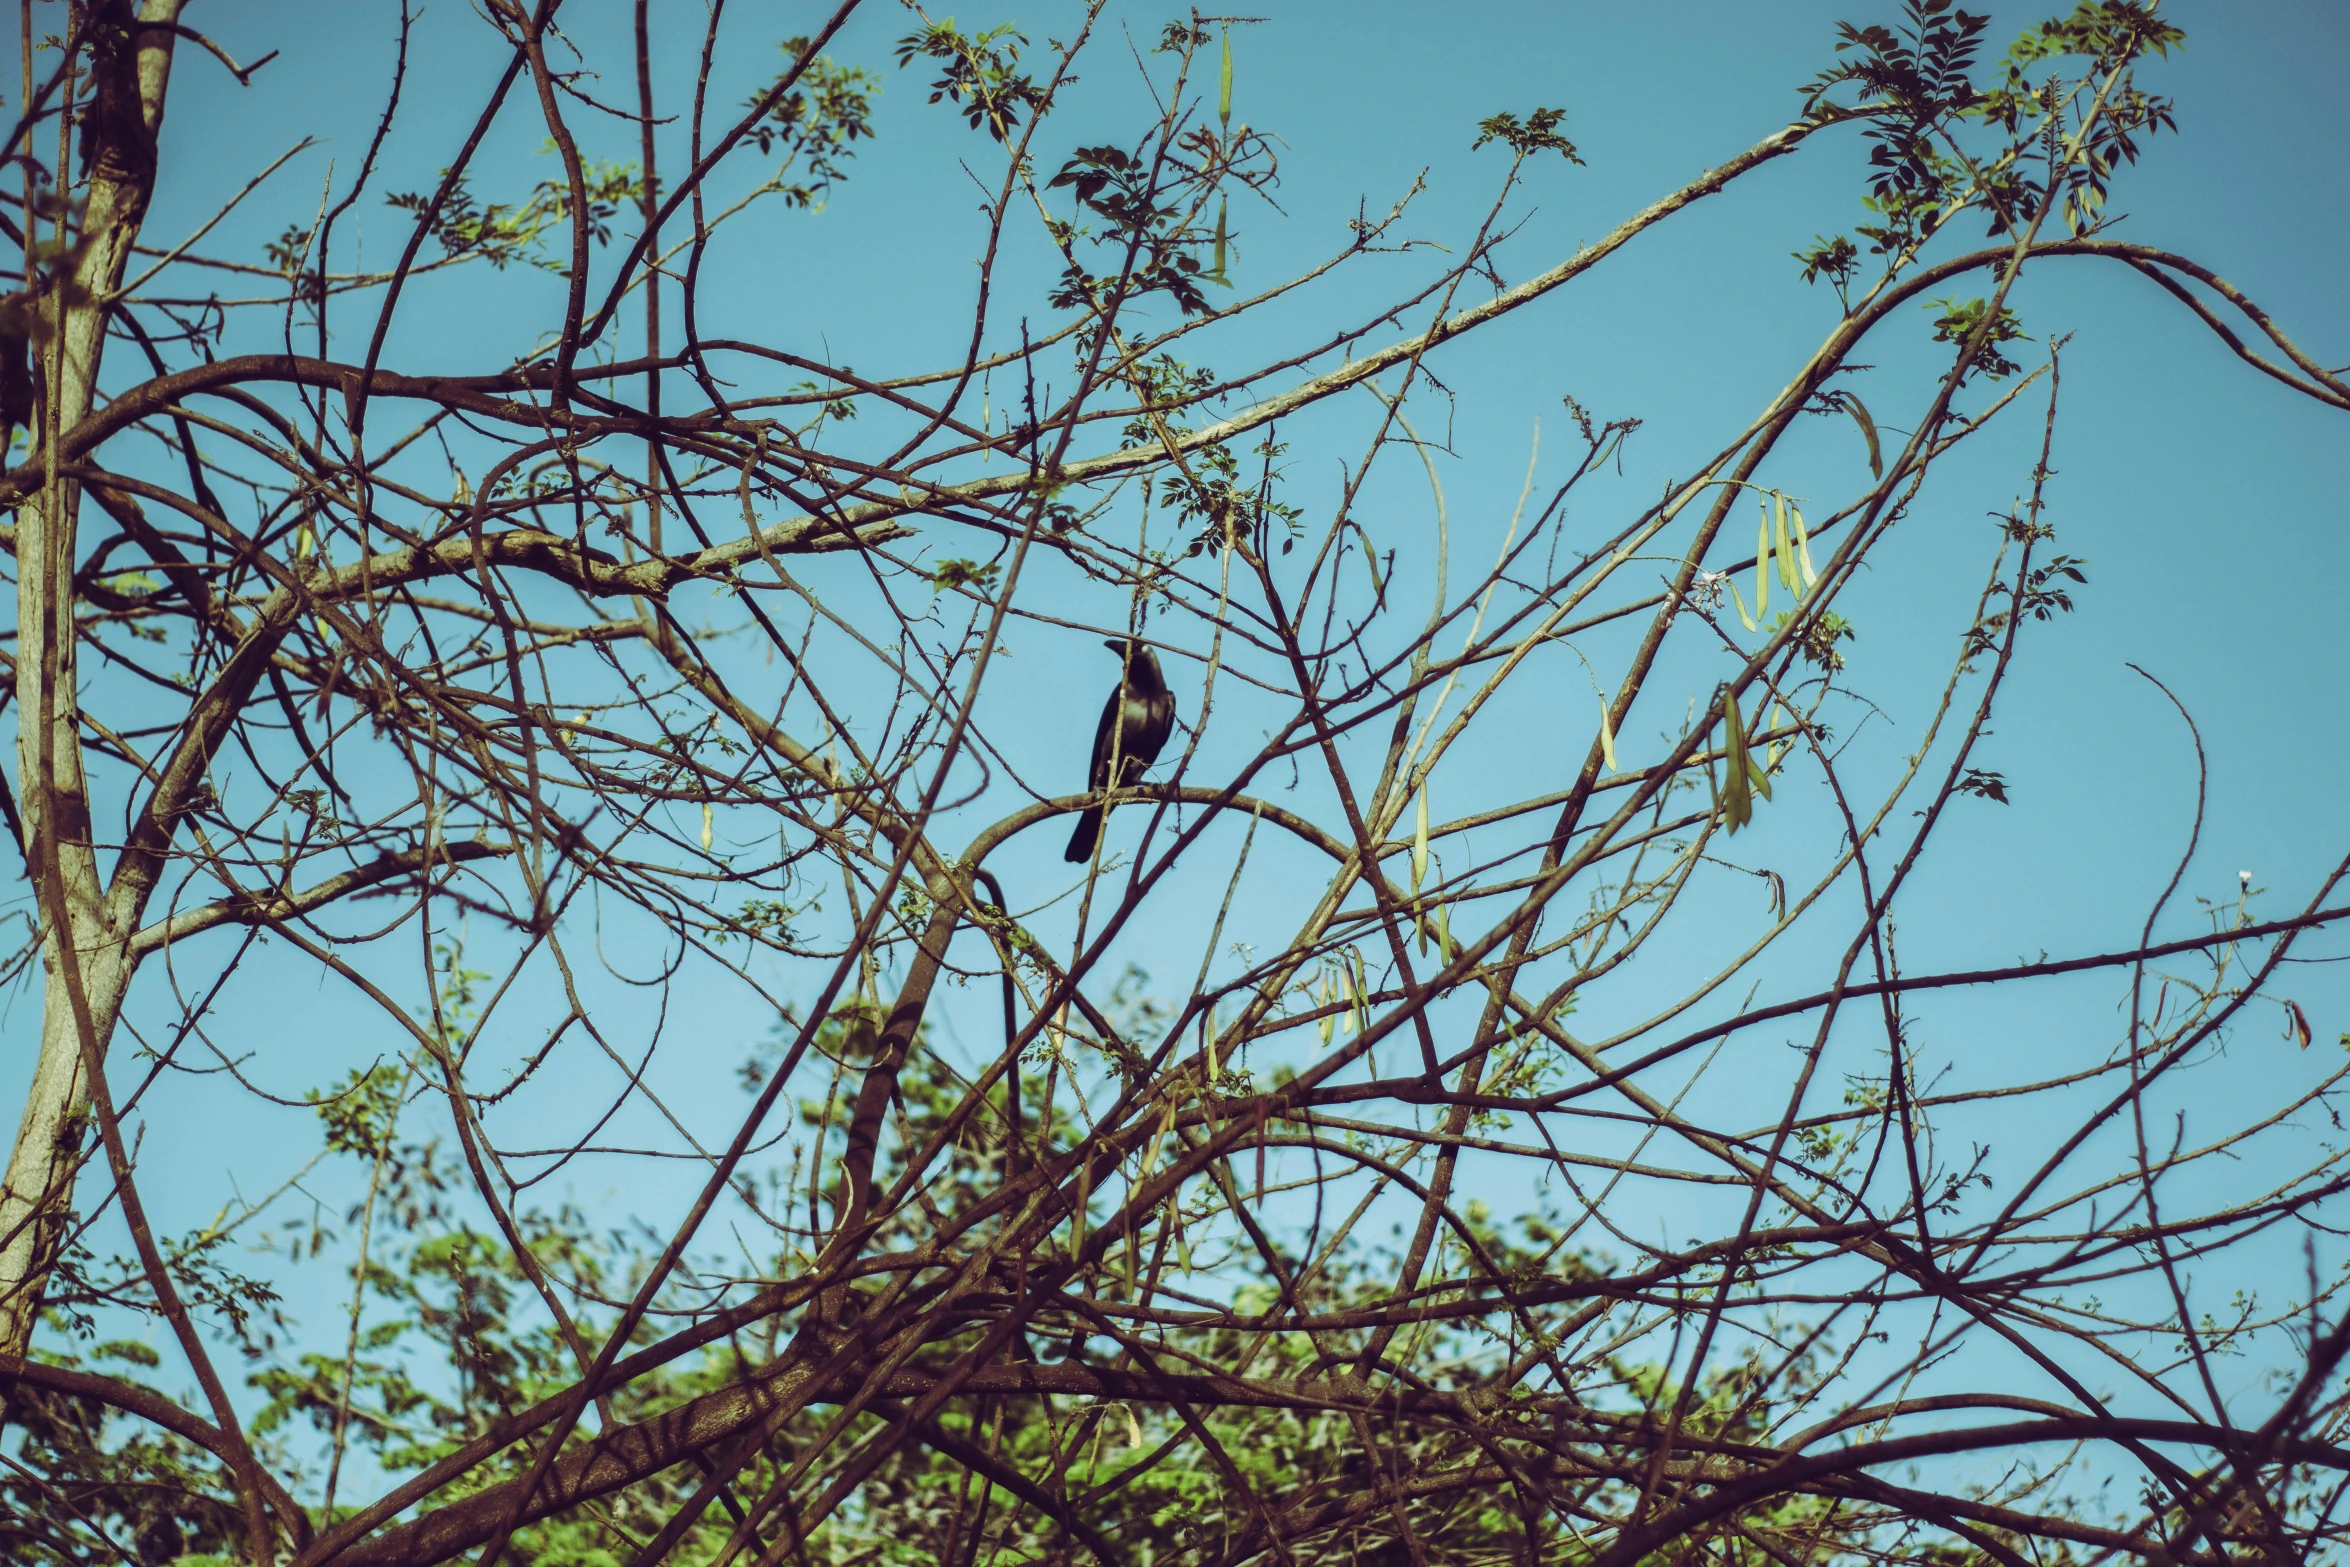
[1103, 636, 1156, 668]
[1101, 636, 1164, 686]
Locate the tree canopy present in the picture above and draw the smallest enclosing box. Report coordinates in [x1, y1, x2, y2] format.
[1, 3, 2347, 1566]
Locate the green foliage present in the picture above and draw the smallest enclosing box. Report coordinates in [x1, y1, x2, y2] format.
[1, 1344, 247, 1566]
[1805, 0, 1990, 197]
[1956, 765, 2010, 802]
[1048, 143, 1218, 317]
[385, 160, 645, 274]
[1470, 106, 1584, 164]
[929, 556, 1003, 594]
[311, 1062, 409, 1160]
[1925, 294, 2028, 380]
[2020, 552, 2089, 618]
[894, 20, 1049, 142]
[1991, 2, 2182, 232]
[743, 39, 879, 206]
[1783, 606, 1858, 671]
[1793, 231, 1860, 303]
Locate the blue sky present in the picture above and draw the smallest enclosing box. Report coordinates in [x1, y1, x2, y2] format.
[9, 0, 2349, 1464]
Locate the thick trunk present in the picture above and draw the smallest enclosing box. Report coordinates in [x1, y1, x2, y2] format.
[0, 0, 184, 1360]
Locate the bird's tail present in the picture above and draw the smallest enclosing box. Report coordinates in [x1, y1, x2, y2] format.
[1064, 804, 1106, 863]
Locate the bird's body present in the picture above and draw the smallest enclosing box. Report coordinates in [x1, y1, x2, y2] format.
[1065, 638, 1175, 863]
[0, 315, 34, 459]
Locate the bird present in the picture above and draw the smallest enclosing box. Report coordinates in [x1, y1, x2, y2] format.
[1064, 637, 1175, 863]
[0, 304, 34, 459]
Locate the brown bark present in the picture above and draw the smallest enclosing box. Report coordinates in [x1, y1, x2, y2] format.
[0, 0, 186, 1362]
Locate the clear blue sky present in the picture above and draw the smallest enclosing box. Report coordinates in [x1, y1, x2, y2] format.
[10, 0, 2347, 1453]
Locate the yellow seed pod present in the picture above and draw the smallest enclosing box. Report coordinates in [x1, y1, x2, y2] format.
[1775, 494, 1798, 593]
[1411, 786, 1430, 895]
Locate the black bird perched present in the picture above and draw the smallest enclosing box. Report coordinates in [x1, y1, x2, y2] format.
[1064, 637, 1175, 863]
[0, 303, 34, 459]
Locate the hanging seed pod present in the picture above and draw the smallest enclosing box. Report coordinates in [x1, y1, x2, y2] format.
[1775, 493, 1798, 594]
[1846, 393, 1883, 478]
[1411, 785, 1430, 895]
[1722, 690, 1753, 831]
[1791, 502, 1819, 588]
[1222, 30, 1240, 130]
[1754, 499, 1772, 621]
[1599, 698, 1619, 772]
[1219, 31, 1234, 129]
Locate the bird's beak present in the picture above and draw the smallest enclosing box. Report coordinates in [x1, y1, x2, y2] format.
[1102, 638, 1128, 654]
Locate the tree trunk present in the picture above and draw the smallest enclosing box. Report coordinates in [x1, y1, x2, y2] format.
[0, 0, 185, 1360]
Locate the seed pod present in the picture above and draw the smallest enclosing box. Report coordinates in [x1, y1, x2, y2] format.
[1775, 493, 1798, 593]
[1412, 785, 1430, 895]
[1722, 691, 1753, 831]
